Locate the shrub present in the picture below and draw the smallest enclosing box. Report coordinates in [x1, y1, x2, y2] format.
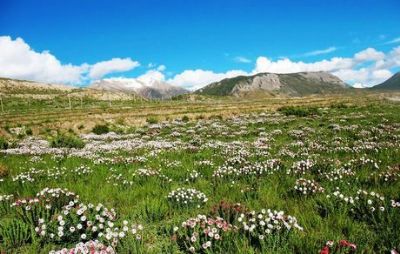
[0, 137, 9, 150]
[0, 163, 8, 178]
[146, 116, 159, 124]
[92, 124, 109, 135]
[196, 114, 205, 120]
[25, 127, 33, 136]
[330, 102, 349, 109]
[181, 115, 190, 122]
[278, 106, 320, 117]
[50, 133, 85, 149]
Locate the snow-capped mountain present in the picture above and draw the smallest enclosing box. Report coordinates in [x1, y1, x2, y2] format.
[89, 78, 188, 99]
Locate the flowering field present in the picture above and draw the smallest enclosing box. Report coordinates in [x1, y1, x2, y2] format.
[0, 102, 400, 253]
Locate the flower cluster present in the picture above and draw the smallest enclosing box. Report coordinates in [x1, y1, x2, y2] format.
[36, 200, 143, 247]
[49, 240, 115, 254]
[391, 200, 400, 208]
[294, 178, 325, 195]
[135, 168, 172, 182]
[319, 239, 357, 254]
[173, 215, 234, 253]
[213, 159, 281, 179]
[71, 165, 93, 176]
[287, 159, 315, 175]
[167, 188, 208, 207]
[185, 170, 202, 183]
[352, 189, 385, 214]
[237, 209, 303, 243]
[106, 169, 134, 187]
[370, 165, 400, 183]
[320, 167, 355, 182]
[210, 200, 247, 224]
[12, 188, 79, 224]
[326, 188, 388, 223]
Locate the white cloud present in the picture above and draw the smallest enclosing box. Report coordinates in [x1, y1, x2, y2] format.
[137, 69, 165, 83]
[234, 56, 251, 63]
[168, 69, 247, 90]
[384, 37, 400, 45]
[88, 57, 139, 79]
[253, 56, 354, 74]
[0, 36, 88, 84]
[354, 48, 385, 62]
[303, 46, 337, 56]
[352, 83, 366, 88]
[157, 65, 166, 71]
[1, 35, 399, 90]
[0, 36, 141, 84]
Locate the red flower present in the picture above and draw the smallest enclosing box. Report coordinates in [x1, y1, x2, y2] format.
[339, 240, 356, 250]
[319, 246, 330, 254]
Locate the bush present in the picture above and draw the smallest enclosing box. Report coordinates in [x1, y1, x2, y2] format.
[0, 163, 8, 177]
[92, 124, 109, 135]
[330, 102, 349, 109]
[0, 137, 9, 150]
[25, 127, 33, 136]
[278, 106, 320, 117]
[181, 115, 190, 122]
[146, 116, 159, 124]
[50, 133, 85, 149]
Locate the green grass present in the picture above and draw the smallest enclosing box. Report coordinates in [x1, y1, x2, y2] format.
[0, 100, 399, 253]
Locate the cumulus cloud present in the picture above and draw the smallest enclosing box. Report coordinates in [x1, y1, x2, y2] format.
[168, 69, 247, 90]
[0, 36, 88, 84]
[0, 36, 141, 84]
[354, 48, 385, 62]
[303, 46, 337, 56]
[88, 58, 139, 79]
[137, 69, 165, 83]
[1, 35, 399, 89]
[253, 56, 354, 74]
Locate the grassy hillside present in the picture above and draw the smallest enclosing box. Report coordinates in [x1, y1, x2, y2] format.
[196, 75, 250, 96]
[197, 72, 347, 97]
[372, 72, 400, 90]
[279, 73, 347, 96]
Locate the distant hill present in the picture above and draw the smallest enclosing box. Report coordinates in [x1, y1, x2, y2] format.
[0, 77, 145, 101]
[0, 77, 188, 100]
[196, 71, 348, 97]
[371, 72, 400, 90]
[89, 78, 188, 99]
[0, 77, 73, 94]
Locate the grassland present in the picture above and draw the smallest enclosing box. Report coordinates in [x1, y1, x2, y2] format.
[0, 94, 400, 253]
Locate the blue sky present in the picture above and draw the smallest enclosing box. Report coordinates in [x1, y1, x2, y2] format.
[0, 0, 399, 89]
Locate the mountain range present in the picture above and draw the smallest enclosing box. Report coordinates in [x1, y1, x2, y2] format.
[89, 78, 188, 99]
[1, 71, 399, 99]
[196, 71, 348, 97]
